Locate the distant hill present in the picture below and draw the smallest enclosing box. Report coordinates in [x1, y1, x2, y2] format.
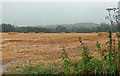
[41, 22, 100, 29]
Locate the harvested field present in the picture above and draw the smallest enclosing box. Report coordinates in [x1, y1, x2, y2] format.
[60, 32, 66, 34]
[8, 32, 18, 35]
[1, 33, 118, 71]
[92, 32, 96, 34]
[98, 32, 109, 37]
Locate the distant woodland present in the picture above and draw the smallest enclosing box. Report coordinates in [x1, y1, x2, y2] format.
[0, 23, 118, 33]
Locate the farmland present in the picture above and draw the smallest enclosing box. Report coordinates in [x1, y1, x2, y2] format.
[1, 32, 117, 72]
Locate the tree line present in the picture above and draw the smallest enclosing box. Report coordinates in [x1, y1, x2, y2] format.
[0, 23, 118, 33]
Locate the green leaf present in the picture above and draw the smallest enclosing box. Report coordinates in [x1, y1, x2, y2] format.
[89, 56, 93, 60]
[65, 54, 68, 58]
[16, 66, 20, 69]
[98, 49, 100, 52]
[115, 51, 118, 54]
[101, 53, 104, 57]
[106, 41, 109, 45]
[62, 57, 65, 60]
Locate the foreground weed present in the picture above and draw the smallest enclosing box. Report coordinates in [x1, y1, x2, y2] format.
[96, 31, 118, 75]
[61, 47, 73, 74]
[78, 37, 94, 74]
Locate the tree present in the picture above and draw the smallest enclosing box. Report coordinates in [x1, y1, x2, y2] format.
[1, 23, 15, 32]
[55, 25, 67, 33]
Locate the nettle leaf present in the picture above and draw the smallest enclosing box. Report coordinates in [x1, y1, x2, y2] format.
[61, 53, 64, 56]
[111, 57, 114, 61]
[111, 53, 115, 56]
[85, 54, 88, 58]
[101, 53, 104, 57]
[68, 57, 70, 60]
[65, 54, 68, 58]
[107, 45, 111, 49]
[62, 57, 65, 60]
[115, 51, 118, 54]
[98, 49, 100, 52]
[100, 52, 102, 54]
[64, 60, 68, 63]
[81, 47, 83, 49]
[16, 66, 20, 69]
[113, 46, 116, 49]
[106, 41, 109, 45]
[89, 56, 93, 60]
[82, 52, 86, 55]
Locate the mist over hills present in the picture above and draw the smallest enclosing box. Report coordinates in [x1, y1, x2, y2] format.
[36, 22, 100, 30]
[1, 22, 115, 33]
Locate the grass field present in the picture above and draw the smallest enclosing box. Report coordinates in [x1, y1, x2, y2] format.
[1, 32, 118, 72]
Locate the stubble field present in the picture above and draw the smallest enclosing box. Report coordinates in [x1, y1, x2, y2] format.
[1, 33, 117, 71]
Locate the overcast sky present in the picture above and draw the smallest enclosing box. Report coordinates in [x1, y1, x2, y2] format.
[2, 2, 118, 26]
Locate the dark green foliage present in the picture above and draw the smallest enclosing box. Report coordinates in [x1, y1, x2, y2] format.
[96, 31, 118, 75]
[79, 37, 94, 74]
[0, 23, 119, 33]
[1, 23, 15, 32]
[55, 25, 69, 33]
[15, 26, 53, 33]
